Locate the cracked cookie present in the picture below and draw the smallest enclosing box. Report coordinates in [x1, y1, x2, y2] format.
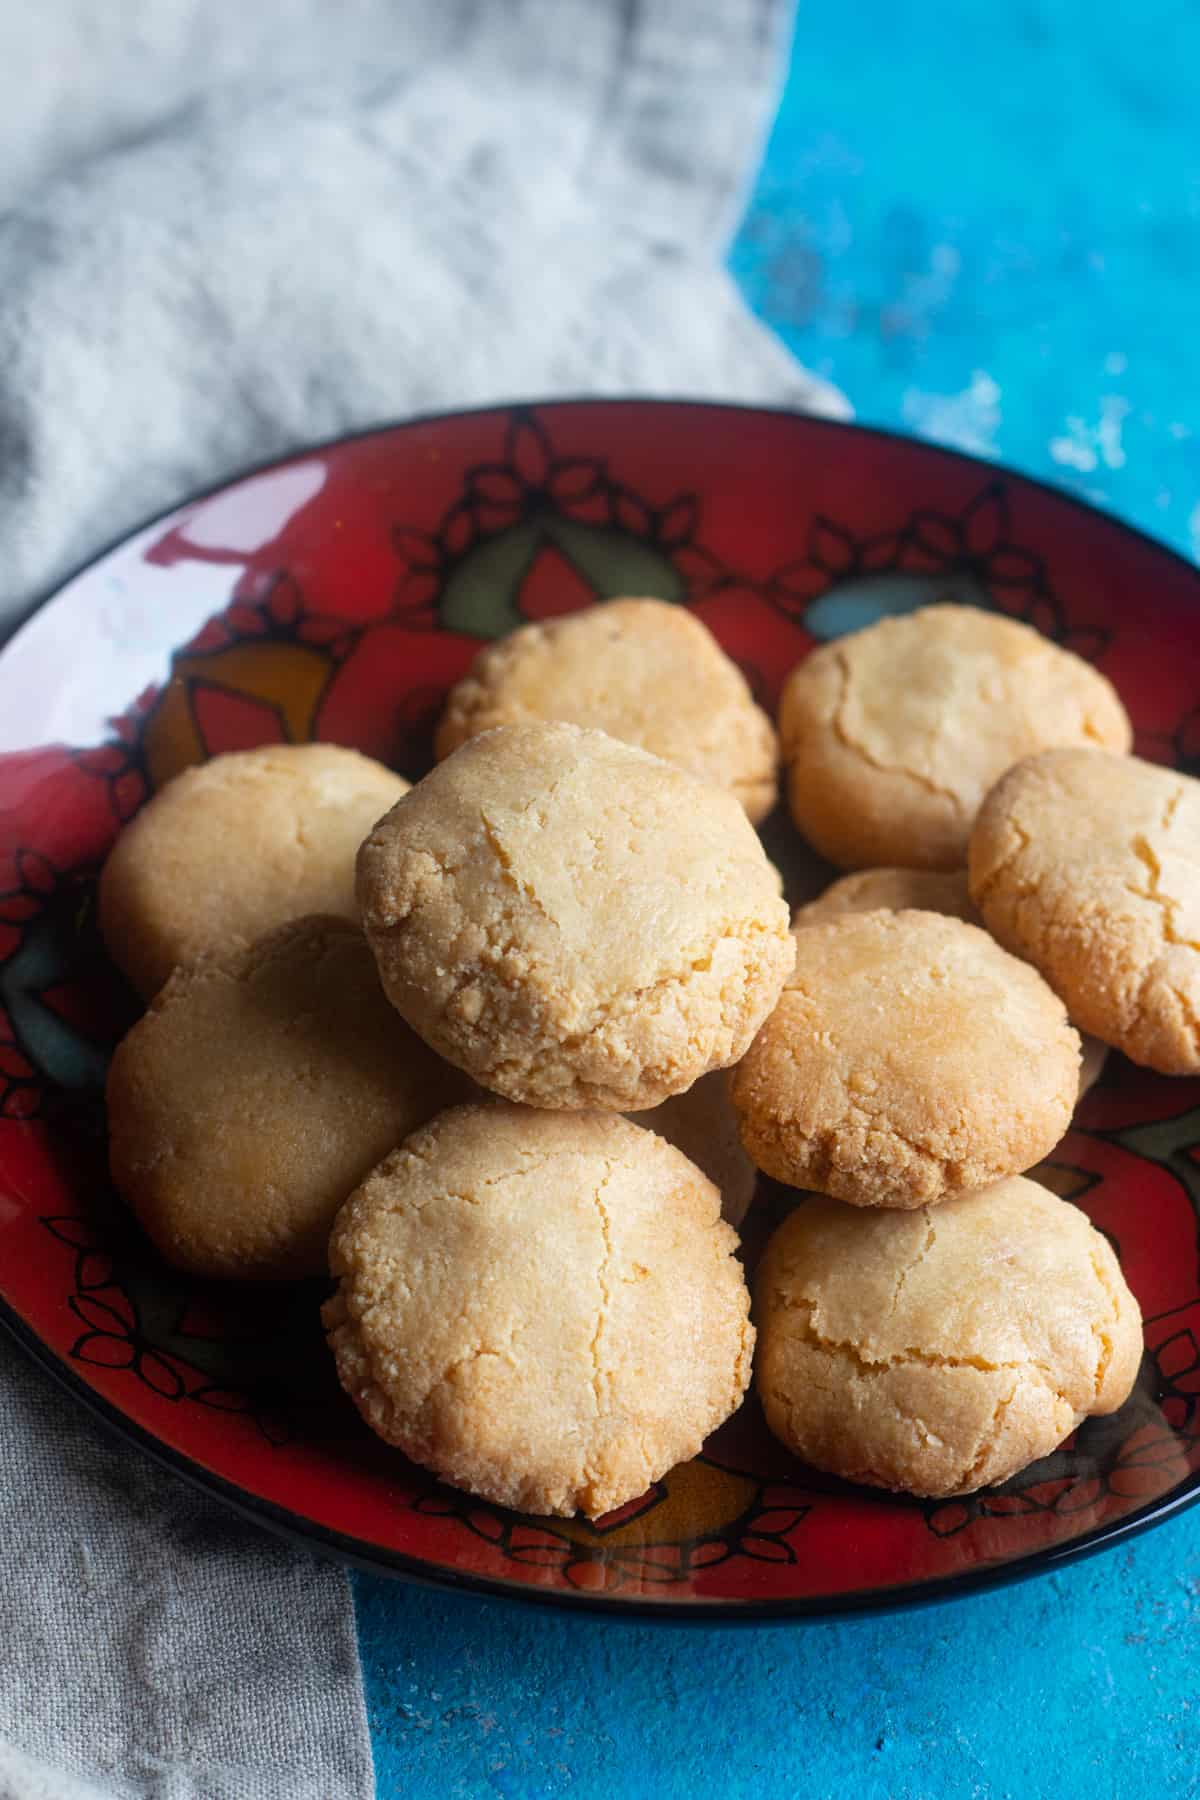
[107, 916, 469, 1279]
[324, 1104, 755, 1518]
[435, 597, 779, 823]
[730, 909, 1080, 1207]
[357, 721, 794, 1110]
[792, 866, 1107, 1097]
[100, 743, 409, 998]
[777, 603, 1131, 871]
[632, 1069, 758, 1229]
[755, 1179, 1142, 1496]
[970, 747, 1200, 1074]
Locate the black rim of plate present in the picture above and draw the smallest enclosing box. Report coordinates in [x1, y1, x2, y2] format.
[2, 398, 1199, 1623]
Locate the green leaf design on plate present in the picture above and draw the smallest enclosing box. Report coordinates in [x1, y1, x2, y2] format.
[439, 518, 685, 639]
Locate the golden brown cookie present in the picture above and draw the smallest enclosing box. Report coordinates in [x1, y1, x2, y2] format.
[106, 916, 469, 1279]
[755, 1179, 1142, 1497]
[730, 909, 1080, 1207]
[357, 722, 794, 1110]
[436, 598, 779, 822]
[778, 604, 1131, 870]
[792, 867, 979, 928]
[791, 866, 1106, 1098]
[324, 1104, 755, 1518]
[632, 1070, 758, 1229]
[99, 743, 409, 997]
[970, 748, 1200, 1074]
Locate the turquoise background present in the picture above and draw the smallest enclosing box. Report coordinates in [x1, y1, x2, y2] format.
[357, 6, 1200, 1793]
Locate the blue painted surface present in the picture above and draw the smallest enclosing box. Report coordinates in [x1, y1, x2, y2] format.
[358, 1513, 1200, 1798]
[357, 7, 1200, 1793]
[732, 0, 1200, 565]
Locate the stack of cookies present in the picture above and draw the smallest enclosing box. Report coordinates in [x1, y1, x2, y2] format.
[102, 595, 1184, 1517]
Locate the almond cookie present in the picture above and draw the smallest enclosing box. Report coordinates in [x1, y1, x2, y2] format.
[755, 1179, 1142, 1497]
[435, 598, 779, 822]
[107, 916, 469, 1279]
[357, 722, 794, 1110]
[633, 1071, 758, 1229]
[970, 748, 1200, 1074]
[778, 604, 1131, 870]
[99, 743, 409, 997]
[792, 867, 979, 929]
[792, 865, 1107, 1097]
[730, 909, 1080, 1207]
[324, 1104, 755, 1518]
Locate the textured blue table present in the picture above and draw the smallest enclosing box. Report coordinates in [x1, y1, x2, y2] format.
[357, 9, 1200, 1793]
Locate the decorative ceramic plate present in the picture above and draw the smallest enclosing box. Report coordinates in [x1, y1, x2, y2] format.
[2, 401, 1199, 1619]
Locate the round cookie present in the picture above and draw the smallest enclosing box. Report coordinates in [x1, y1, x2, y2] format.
[357, 722, 794, 1110]
[730, 909, 1080, 1208]
[792, 866, 1107, 1098]
[778, 603, 1132, 871]
[436, 598, 779, 823]
[970, 747, 1200, 1074]
[324, 1104, 755, 1518]
[99, 743, 408, 998]
[792, 867, 979, 929]
[755, 1179, 1142, 1497]
[632, 1070, 758, 1229]
[107, 916, 469, 1279]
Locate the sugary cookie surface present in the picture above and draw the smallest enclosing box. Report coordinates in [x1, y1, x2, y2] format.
[792, 864, 1107, 1096]
[792, 866, 979, 928]
[107, 915, 467, 1279]
[357, 721, 794, 1110]
[436, 597, 779, 822]
[778, 603, 1131, 870]
[755, 1178, 1142, 1496]
[325, 1105, 755, 1518]
[970, 748, 1200, 1074]
[730, 908, 1081, 1207]
[99, 743, 409, 997]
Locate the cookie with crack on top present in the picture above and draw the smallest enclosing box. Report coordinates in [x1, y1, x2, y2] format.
[632, 1069, 757, 1229]
[100, 743, 409, 998]
[970, 747, 1200, 1074]
[792, 866, 1107, 1098]
[755, 1179, 1143, 1497]
[106, 916, 470, 1279]
[778, 604, 1131, 871]
[324, 1104, 755, 1519]
[357, 721, 794, 1110]
[730, 909, 1080, 1208]
[435, 597, 779, 822]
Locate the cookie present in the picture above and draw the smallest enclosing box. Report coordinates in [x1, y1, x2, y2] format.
[99, 743, 409, 997]
[324, 1104, 755, 1518]
[778, 603, 1132, 870]
[357, 722, 794, 1110]
[755, 1179, 1142, 1497]
[436, 598, 779, 822]
[792, 865, 1107, 1097]
[633, 1070, 757, 1229]
[729, 909, 1080, 1207]
[970, 748, 1200, 1074]
[106, 916, 468, 1279]
[792, 867, 979, 929]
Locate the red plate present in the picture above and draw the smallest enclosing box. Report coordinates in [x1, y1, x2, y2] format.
[1, 401, 1199, 1618]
